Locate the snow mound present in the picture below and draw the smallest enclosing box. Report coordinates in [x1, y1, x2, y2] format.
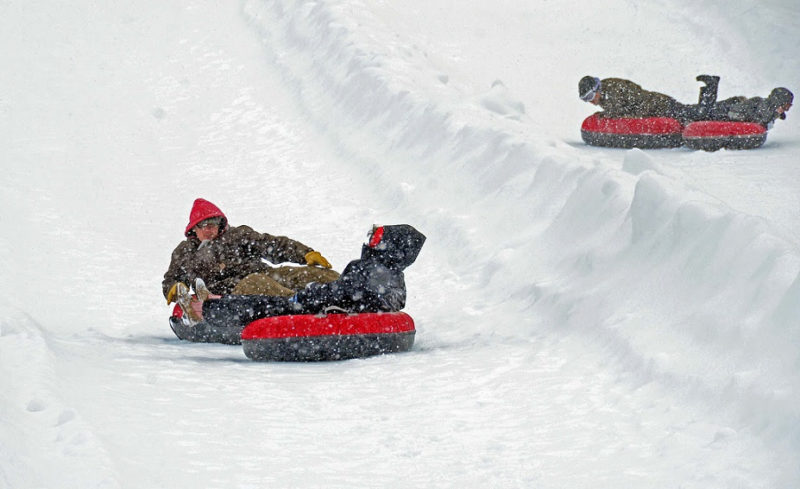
[0, 308, 119, 488]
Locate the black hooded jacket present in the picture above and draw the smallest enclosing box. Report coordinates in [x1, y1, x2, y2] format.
[202, 225, 426, 328]
[708, 95, 788, 127]
[294, 224, 426, 313]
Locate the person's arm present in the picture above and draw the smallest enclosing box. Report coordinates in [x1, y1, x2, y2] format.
[162, 241, 196, 299]
[236, 225, 322, 265]
[294, 262, 406, 313]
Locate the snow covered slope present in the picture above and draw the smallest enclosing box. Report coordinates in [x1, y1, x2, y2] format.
[1, 0, 798, 487]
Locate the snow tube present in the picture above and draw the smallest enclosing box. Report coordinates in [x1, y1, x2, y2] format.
[581, 114, 684, 149]
[241, 311, 416, 362]
[168, 305, 243, 345]
[682, 121, 767, 151]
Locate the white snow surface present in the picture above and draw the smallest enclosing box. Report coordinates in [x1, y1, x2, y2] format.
[2, 0, 799, 487]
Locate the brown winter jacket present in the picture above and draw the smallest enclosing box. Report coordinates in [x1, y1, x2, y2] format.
[597, 78, 679, 118]
[162, 225, 314, 298]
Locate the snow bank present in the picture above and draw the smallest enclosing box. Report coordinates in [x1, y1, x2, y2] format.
[243, 0, 800, 448]
[0, 308, 119, 488]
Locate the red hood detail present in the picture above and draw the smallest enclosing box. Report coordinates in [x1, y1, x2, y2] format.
[368, 226, 385, 248]
[185, 198, 227, 237]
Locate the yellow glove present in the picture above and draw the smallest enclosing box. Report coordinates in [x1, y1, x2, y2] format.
[165, 282, 187, 305]
[305, 251, 332, 268]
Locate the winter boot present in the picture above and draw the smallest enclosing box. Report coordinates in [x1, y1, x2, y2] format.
[695, 75, 720, 117]
[195, 278, 210, 302]
[696, 74, 720, 87]
[174, 282, 202, 325]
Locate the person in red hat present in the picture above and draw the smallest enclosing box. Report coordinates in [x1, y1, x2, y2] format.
[163, 198, 339, 304]
[175, 224, 427, 328]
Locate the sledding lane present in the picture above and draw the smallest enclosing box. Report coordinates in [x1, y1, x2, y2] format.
[46, 324, 780, 488]
[33, 270, 697, 486]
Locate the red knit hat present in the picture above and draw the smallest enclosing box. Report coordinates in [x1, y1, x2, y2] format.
[185, 198, 227, 237]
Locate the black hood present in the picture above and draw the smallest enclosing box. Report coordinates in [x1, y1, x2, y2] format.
[768, 87, 793, 107]
[360, 224, 426, 270]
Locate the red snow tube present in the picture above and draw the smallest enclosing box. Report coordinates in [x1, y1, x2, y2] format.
[581, 113, 684, 149]
[241, 311, 416, 361]
[682, 121, 767, 151]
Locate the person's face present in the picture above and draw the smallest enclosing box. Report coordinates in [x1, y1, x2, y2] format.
[194, 219, 220, 241]
[777, 102, 792, 114]
[589, 91, 601, 105]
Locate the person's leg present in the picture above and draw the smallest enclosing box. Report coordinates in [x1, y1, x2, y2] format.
[704, 97, 741, 121]
[171, 282, 203, 323]
[202, 294, 300, 329]
[233, 272, 296, 296]
[668, 101, 704, 124]
[268, 266, 340, 291]
[696, 75, 720, 117]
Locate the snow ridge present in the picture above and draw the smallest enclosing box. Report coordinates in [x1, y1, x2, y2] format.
[0, 308, 119, 489]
